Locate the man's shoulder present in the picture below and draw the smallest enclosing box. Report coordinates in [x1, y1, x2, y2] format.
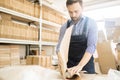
[83, 16, 97, 29]
[85, 16, 96, 23]
[60, 20, 69, 30]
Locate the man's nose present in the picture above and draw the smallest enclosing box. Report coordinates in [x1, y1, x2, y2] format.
[71, 13, 76, 17]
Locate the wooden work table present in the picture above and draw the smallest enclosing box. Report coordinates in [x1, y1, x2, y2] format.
[0, 65, 107, 80]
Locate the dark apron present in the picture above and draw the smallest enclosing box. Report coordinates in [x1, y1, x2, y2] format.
[67, 19, 95, 74]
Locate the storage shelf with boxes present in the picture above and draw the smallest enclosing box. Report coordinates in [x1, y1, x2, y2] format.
[42, 19, 61, 29]
[42, 0, 66, 16]
[0, 0, 40, 18]
[0, 7, 39, 22]
[0, 45, 21, 68]
[0, 0, 67, 69]
[41, 1, 67, 57]
[0, 0, 40, 67]
[0, 12, 39, 43]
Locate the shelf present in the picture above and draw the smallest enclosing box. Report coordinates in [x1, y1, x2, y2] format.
[0, 7, 39, 22]
[42, 1, 66, 16]
[42, 41, 57, 46]
[42, 19, 61, 28]
[0, 38, 39, 45]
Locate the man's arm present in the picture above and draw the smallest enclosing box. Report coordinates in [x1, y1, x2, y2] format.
[56, 23, 67, 53]
[68, 52, 92, 75]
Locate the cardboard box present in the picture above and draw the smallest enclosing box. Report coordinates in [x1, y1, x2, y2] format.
[42, 6, 48, 20]
[0, 45, 20, 66]
[33, 56, 42, 65]
[97, 41, 117, 74]
[0, 60, 11, 67]
[0, 0, 11, 9]
[34, 3, 40, 18]
[26, 56, 33, 65]
[0, 12, 11, 21]
[29, 55, 52, 68]
[20, 59, 26, 65]
[118, 51, 120, 63]
[41, 50, 46, 56]
[41, 56, 47, 67]
[46, 56, 52, 67]
[11, 57, 20, 65]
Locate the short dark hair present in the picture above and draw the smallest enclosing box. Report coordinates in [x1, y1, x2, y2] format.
[66, 0, 83, 7]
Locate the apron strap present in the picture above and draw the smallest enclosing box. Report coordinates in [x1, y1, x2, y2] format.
[67, 20, 71, 28]
[82, 17, 88, 36]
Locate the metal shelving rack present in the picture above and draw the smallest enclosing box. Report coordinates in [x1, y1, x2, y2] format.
[0, 0, 66, 56]
[0, 38, 39, 45]
[42, 41, 57, 46]
[0, 6, 40, 55]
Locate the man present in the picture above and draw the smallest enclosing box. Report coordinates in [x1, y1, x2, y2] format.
[56, 0, 98, 75]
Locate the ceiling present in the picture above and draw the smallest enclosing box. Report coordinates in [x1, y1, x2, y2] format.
[83, 0, 120, 11]
[43, 0, 120, 11]
[28, 0, 120, 11]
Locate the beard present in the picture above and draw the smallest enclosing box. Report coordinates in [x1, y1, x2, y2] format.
[71, 17, 78, 21]
[71, 16, 81, 23]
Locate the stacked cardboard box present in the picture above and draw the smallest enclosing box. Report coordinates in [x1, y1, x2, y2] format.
[0, 12, 39, 41]
[34, 3, 40, 18]
[26, 49, 52, 68]
[0, 45, 20, 67]
[10, 45, 20, 65]
[20, 59, 26, 65]
[0, 0, 40, 18]
[26, 55, 33, 65]
[41, 50, 46, 56]
[0, 45, 11, 67]
[0, 0, 11, 9]
[42, 5, 67, 25]
[118, 51, 120, 67]
[26, 55, 52, 68]
[116, 43, 120, 65]
[42, 29, 59, 42]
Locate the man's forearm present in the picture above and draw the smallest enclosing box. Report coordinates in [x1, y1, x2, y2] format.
[78, 52, 92, 68]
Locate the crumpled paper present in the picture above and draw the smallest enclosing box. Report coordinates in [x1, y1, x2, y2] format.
[0, 65, 62, 80]
[94, 69, 120, 80]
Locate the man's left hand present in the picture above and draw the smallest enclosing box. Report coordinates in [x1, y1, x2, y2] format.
[67, 65, 83, 76]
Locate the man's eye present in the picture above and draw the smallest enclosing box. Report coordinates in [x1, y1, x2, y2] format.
[75, 11, 78, 13]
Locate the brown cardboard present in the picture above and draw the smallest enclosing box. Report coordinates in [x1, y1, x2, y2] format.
[117, 51, 120, 65]
[33, 56, 42, 65]
[57, 25, 81, 79]
[0, 45, 20, 67]
[41, 50, 46, 56]
[0, 12, 11, 21]
[26, 56, 33, 65]
[97, 41, 117, 74]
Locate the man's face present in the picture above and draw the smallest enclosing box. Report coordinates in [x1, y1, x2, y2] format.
[67, 2, 82, 21]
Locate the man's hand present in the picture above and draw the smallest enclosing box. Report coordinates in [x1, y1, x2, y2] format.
[67, 65, 83, 76]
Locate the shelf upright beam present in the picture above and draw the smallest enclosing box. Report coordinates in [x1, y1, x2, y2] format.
[38, 0, 43, 55]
